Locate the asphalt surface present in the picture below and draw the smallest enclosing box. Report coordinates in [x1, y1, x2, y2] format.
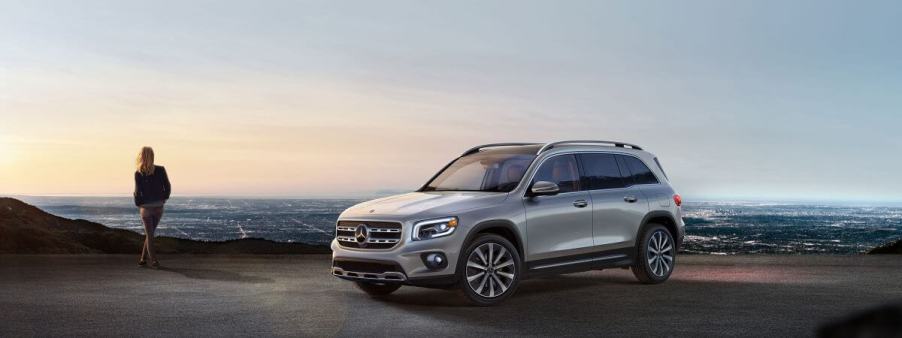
[1, 254, 901, 337]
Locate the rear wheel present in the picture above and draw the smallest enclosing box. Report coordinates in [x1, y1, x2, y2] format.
[631, 224, 675, 284]
[459, 234, 522, 306]
[355, 281, 401, 296]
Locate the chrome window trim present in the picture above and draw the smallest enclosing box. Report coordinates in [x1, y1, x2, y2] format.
[519, 150, 662, 197]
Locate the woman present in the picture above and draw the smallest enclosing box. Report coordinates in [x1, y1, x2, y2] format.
[133, 146, 171, 268]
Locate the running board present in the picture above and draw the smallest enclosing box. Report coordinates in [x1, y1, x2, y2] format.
[529, 254, 628, 271]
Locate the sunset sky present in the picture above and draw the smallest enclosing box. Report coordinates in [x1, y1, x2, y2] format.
[1, 1, 901, 201]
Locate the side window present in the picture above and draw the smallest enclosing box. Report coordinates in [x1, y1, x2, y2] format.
[578, 153, 626, 190]
[618, 155, 659, 185]
[532, 154, 581, 193]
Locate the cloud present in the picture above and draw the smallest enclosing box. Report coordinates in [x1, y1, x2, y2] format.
[1, 0, 900, 200]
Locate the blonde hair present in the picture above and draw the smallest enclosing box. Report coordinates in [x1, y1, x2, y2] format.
[136, 146, 155, 175]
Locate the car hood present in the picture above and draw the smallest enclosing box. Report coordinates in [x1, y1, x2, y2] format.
[340, 191, 509, 220]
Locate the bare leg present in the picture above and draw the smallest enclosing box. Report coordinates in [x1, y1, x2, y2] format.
[145, 221, 157, 263]
[140, 241, 148, 263]
[140, 207, 158, 264]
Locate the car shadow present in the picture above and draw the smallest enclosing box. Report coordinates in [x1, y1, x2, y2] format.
[377, 272, 630, 307]
[157, 266, 274, 284]
[358, 272, 871, 337]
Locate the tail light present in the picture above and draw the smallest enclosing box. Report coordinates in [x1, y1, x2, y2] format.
[673, 194, 682, 207]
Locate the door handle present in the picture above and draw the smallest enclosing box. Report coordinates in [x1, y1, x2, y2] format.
[624, 196, 638, 203]
[573, 200, 588, 208]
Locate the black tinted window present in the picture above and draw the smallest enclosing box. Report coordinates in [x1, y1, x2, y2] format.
[619, 155, 659, 185]
[533, 155, 581, 193]
[578, 153, 626, 190]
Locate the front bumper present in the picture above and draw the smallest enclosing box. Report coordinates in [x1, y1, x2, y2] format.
[330, 236, 462, 286]
[332, 257, 408, 282]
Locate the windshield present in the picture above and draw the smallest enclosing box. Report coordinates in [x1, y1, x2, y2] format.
[422, 151, 537, 192]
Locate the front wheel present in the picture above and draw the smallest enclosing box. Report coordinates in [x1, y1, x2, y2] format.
[355, 281, 401, 296]
[631, 224, 676, 284]
[458, 234, 522, 306]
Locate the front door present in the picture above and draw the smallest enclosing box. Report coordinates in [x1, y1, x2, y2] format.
[524, 154, 594, 261]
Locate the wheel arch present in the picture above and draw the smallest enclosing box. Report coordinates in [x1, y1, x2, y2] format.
[461, 219, 525, 259]
[638, 211, 681, 248]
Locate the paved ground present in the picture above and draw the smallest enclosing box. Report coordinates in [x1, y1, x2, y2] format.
[1, 254, 901, 337]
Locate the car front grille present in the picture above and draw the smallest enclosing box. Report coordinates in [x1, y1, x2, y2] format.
[336, 220, 403, 249]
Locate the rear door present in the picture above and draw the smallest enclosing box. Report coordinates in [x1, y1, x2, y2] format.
[579, 153, 649, 249]
[619, 154, 672, 213]
[523, 154, 594, 261]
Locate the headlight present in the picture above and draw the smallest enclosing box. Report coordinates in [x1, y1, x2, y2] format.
[412, 217, 458, 241]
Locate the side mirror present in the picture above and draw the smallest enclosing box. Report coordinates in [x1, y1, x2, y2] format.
[529, 181, 560, 197]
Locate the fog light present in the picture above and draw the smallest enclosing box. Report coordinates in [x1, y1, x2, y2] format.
[422, 252, 448, 270]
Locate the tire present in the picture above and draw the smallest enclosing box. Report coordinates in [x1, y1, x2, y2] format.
[355, 281, 402, 296]
[631, 224, 676, 284]
[458, 234, 522, 306]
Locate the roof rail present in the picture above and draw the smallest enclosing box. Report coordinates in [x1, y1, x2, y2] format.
[537, 140, 643, 154]
[461, 143, 541, 156]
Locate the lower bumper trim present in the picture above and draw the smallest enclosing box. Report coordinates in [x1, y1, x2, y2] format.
[332, 267, 407, 282]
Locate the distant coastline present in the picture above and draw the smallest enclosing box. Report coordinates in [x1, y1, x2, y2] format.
[3, 195, 902, 255]
[11, 194, 902, 207]
[0, 197, 330, 254]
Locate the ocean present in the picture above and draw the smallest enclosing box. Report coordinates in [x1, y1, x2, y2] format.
[15, 196, 902, 255]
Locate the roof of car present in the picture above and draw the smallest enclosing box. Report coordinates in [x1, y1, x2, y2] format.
[464, 140, 646, 157]
[471, 144, 543, 156]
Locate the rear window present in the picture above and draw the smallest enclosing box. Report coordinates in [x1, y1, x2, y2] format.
[618, 155, 659, 185]
[578, 153, 626, 190]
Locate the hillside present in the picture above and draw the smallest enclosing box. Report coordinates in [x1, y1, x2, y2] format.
[0, 197, 330, 254]
[868, 238, 902, 254]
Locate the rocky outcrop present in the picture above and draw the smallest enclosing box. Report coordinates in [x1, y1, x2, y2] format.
[867, 238, 902, 254]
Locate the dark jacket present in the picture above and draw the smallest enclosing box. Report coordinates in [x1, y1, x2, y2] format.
[134, 165, 171, 206]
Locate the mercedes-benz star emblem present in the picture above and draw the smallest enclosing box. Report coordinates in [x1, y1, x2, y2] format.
[354, 224, 369, 245]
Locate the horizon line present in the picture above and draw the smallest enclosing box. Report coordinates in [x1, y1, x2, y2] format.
[5, 193, 902, 206]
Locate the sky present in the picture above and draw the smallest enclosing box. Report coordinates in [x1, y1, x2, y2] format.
[1, 0, 901, 201]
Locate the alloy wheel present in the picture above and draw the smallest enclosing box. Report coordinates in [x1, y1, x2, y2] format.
[465, 242, 516, 298]
[647, 230, 674, 277]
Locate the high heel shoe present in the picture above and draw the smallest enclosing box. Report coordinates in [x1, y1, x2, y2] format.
[138, 260, 147, 267]
[151, 260, 160, 269]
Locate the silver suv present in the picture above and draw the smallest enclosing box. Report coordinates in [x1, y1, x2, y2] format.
[331, 140, 684, 305]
